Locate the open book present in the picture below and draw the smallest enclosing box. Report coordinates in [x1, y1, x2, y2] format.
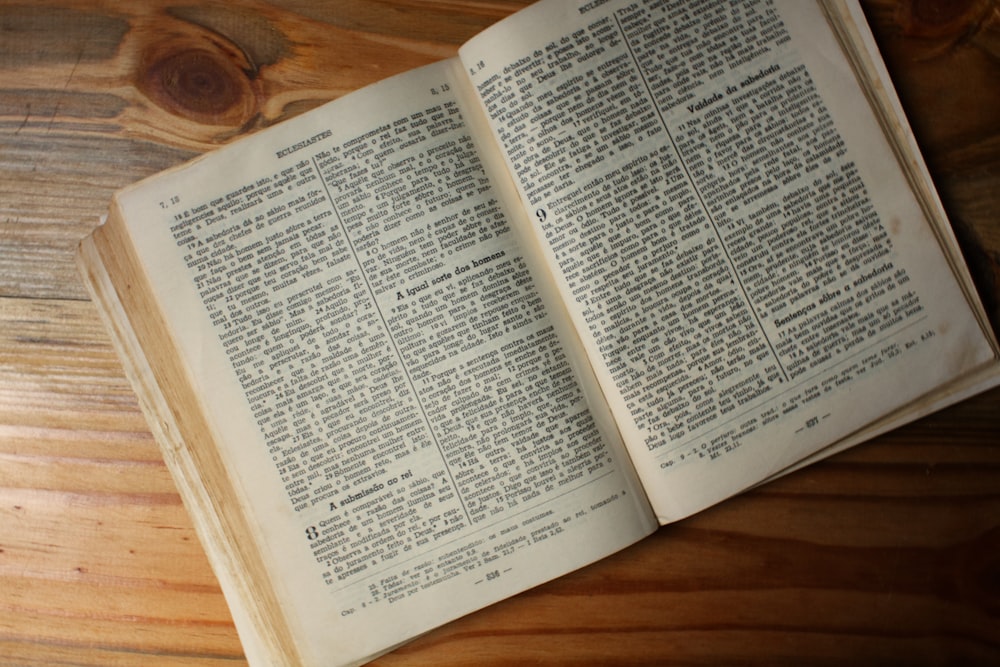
[77, 0, 1000, 664]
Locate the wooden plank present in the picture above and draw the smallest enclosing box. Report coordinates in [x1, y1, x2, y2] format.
[1, 0, 997, 307]
[0, 1, 524, 300]
[0, 296, 242, 662]
[0, 0, 998, 665]
[859, 0, 1000, 330]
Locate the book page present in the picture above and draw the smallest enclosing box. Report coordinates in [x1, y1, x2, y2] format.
[113, 59, 655, 666]
[460, 0, 998, 522]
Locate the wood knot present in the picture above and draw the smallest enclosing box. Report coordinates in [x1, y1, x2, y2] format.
[138, 38, 258, 127]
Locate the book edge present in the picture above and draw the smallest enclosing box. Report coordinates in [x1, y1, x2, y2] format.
[76, 208, 305, 667]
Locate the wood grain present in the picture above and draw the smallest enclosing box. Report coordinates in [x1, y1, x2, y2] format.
[1, 0, 998, 665]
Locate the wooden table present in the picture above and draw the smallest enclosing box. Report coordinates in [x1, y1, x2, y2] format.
[2, 1, 998, 664]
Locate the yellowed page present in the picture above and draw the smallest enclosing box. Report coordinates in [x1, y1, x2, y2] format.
[110, 59, 655, 667]
[460, 0, 998, 522]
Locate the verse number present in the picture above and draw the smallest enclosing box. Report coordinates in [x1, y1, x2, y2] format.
[159, 195, 180, 209]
